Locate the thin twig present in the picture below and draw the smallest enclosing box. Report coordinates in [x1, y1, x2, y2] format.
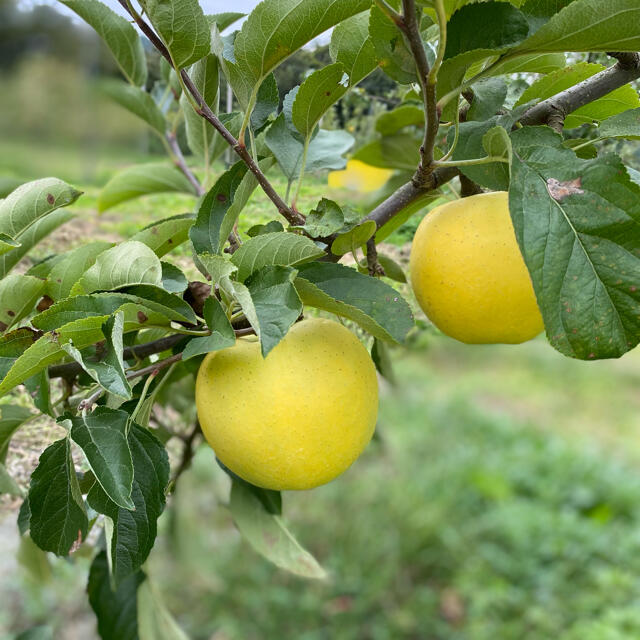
[401, 0, 439, 184]
[116, 0, 304, 227]
[170, 420, 203, 487]
[49, 334, 186, 380]
[78, 352, 183, 411]
[166, 132, 204, 196]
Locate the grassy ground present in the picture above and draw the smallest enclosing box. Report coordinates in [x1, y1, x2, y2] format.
[2, 140, 640, 639]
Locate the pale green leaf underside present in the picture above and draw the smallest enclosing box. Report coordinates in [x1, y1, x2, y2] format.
[98, 163, 197, 212]
[231, 0, 370, 104]
[0, 275, 45, 332]
[231, 232, 325, 282]
[229, 479, 327, 579]
[60, 0, 147, 85]
[0, 178, 81, 240]
[140, 0, 211, 69]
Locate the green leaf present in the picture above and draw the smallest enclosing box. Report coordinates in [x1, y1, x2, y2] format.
[248, 220, 285, 237]
[181, 54, 219, 160]
[482, 125, 513, 165]
[229, 478, 326, 579]
[467, 78, 508, 121]
[196, 254, 238, 283]
[0, 404, 33, 463]
[190, 162, 249, 256]
[18, 496, 31, 535]
[510, 126, 640, 359]
[28, 437, 88, 556]
[246, 266, 303, 357]
[515, 62, 640, 128]
[292, 63, 349, 140]
[67, 407, 134, 510]
[265, 114, 354, 181]
[330, 11, 378, 86]
[447, 115, 516, 190]
[353, 133, 421, 171]
[33, 289, 194, 331]
[88, 551, 144, 640]
[137, 579, 189, 640]
[598, 107, 640, 140]
[0, 210, 74, 279]
[160, 262, 188, 293]
[301, 198, 346, 237]
[0, 317, 108, 397]
[218, 158, 275, 252]
[512, 0, 640, 53]
[331, 220, 377, 256]
[0, 275, 45, 333]
[251, 73, 280, 132]
[62, 313, 132, 401]
[0, 462, 21, 496]
[88, 424, 170, 585]
[72, 241, 163, 295]
[371, 337, 396, 385]
[376, 255, 406, 283]
[486, 52, 566, 77]
[375, 105, 424, 136]
[101, 80, 167, 135]
[0, 328, 40, 382]
[436, 1, 532, 109]
[182, 297, 235, 361]
[131, 214, 194, 258]
[231, 0, 370, 106]
[98, 163, 197, 212]
[445, 2, 530, 60]
[294, 262, 414, 343]
[207, 12, 245, 31]
[0, 233, 20, 256]
[60, 0, 147, 85]
[46, 241, 113, 301]
[231, 232, 325, 282]
[140, 0, 210, 68]
[24, 369, 52, 417]
[368, 4, 417, 84]
[0, 177, 81, 240]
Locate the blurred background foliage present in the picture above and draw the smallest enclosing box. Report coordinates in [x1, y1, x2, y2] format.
[2, 2, 640, 639]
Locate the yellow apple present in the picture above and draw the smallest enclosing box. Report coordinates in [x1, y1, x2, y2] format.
[195, 318, 378, 490]
[409, 191, 544, 344]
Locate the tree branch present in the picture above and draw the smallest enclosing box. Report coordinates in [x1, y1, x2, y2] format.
[116, 0, 304, 227]
[78, 352, 183, 411]
[520, 53, 640, 127]
[165, 131, 204, 196]
[364, 166, 459, 230]
[401, 0, 439, 183]
[48, 326, 256, 381]
[49, 334, 186, 380]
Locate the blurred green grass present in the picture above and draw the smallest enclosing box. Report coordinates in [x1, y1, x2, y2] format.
[3, 139, 640, 640]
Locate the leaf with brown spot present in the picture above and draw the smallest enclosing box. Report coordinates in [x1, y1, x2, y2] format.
[510, 126, 640, 359]
[546, 177, 585, 201]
